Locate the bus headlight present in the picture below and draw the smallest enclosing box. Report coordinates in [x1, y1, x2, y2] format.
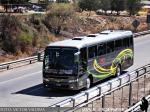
[43, 78, 49, 82]
[68, 79, 78, 83]
[79, 80, 83, 86]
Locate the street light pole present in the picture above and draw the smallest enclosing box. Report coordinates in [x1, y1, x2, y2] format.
[7, 0, 9, 12]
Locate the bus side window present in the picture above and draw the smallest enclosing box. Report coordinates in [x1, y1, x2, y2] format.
[80, 48, 87, 62]
[88, 45, 97, 59]
[98, 43, 106, 56]
[106, 41, 114, 53]
[129, 36, 133, 46]
[123, 38, 130, 48]
[80, 48, 87, 69]
[115, 39, 122, 50]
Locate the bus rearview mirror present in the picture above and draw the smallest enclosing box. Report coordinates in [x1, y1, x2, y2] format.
[74, 52, 80, 63]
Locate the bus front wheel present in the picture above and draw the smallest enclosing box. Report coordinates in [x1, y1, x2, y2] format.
[116, 65, 121, 77]
[85, 77, 91, 89]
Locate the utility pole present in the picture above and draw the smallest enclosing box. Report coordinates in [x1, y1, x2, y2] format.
[6, 0, 9, 12]
[0, 0, 1, 13]
[45, 0, 49, 7]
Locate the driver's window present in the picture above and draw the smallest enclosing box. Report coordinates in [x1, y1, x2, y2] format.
[80, 48, 87, 70]
[44, 55, 50, 69]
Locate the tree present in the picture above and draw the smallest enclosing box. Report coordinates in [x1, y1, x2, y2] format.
[99, 0, 112, 15]
[0, 14, 22, 53]
[1, 0, 29, 12]
[3, 0, 29, 4]
[109, 0, 126, 15]
[0, 14, 43, 54]
[116, 0, 126, 15]
[56, 0, 70, 3]
[78, 0, 100, 12]
[126, 0, 142, 16]
[45, 3, 75, 35]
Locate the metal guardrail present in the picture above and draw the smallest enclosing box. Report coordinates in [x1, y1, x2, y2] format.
[51, 64, 150, 112]
[0, 30, 150, 70]
[0, 31, 149, 110]
[0, 30, 150, 71]
[125, 95, 150, 112]
[0, 52, 44, 71]
[134, 30, 150, 37]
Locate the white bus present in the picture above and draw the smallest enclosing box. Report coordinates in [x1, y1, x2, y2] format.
[43, 30, 134, 90]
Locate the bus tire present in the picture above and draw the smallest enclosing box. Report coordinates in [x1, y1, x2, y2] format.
[85, 77, 91, 89]
[116, 65, 121, 77]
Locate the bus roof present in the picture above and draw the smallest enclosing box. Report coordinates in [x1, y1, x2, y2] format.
[47, 30, 133, 49]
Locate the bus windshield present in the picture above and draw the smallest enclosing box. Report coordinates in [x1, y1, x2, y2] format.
[44, 47, 78, 75]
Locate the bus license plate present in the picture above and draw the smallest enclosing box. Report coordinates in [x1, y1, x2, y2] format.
[56, 84, 61, 86]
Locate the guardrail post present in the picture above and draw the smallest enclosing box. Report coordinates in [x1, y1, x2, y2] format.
[71, 98, 75, 108]
[85, 92, 90, 110]
[113, 91, 115, 108]
[38, 52, 41, 62]
[98, 86, 101, 96]
[56, 105, 60, 112]
[143, 67, 146, 95]
[121, 87, 124, 109]
[7, 65, 9, 70]
[137, 79, 139, 102]
[144, 67, 147, 74]
[129, 82, 132, 107]
[109, 82, 112, 91]
[119, 78, 122, 86]
[136, 70, 139, 77]
[144, 74, 146, 95]
[102, 95, 105, 112]
[85, 92, 89, 102]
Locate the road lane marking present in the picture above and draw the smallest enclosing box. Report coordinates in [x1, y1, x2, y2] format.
[0, 71, 42, 85]
[0, 63, 42, 76]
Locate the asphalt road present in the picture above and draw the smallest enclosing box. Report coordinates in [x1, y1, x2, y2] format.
[0, 34, 150, 107]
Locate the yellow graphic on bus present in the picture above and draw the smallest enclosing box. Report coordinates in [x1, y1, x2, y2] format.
[87, 49, 133, 78]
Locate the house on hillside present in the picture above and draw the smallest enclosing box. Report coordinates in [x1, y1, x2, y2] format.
[0, 5, 4, 12]
[29, 0, 74, 11]
[29, 0, 73, 4]
[29, 0, 48, 4]
[139, 1, 150, 16]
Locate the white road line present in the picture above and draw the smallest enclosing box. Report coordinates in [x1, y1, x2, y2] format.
[0, 62, 42, 76]
[0, 71, 42, 85]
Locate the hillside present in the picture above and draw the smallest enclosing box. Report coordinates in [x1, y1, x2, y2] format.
[0, 12, 147, 63]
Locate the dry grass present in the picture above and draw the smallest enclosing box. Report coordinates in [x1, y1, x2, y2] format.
[0, 13, 148, 63]
[77, 15, 147, 34]
[0, 54, 28, 63]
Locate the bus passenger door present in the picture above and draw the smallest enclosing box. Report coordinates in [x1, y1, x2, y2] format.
[78, 48, 88, 87]
[105, 41, 115, 71]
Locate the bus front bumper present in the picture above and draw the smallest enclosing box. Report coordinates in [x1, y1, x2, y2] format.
[43, 78, 83, 90]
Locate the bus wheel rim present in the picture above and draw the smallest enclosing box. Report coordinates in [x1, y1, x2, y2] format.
[117, 66, 121, 76]
[86, 78, 90, 89]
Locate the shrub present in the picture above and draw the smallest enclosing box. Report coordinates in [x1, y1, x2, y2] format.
[45, 3, 76, 35]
